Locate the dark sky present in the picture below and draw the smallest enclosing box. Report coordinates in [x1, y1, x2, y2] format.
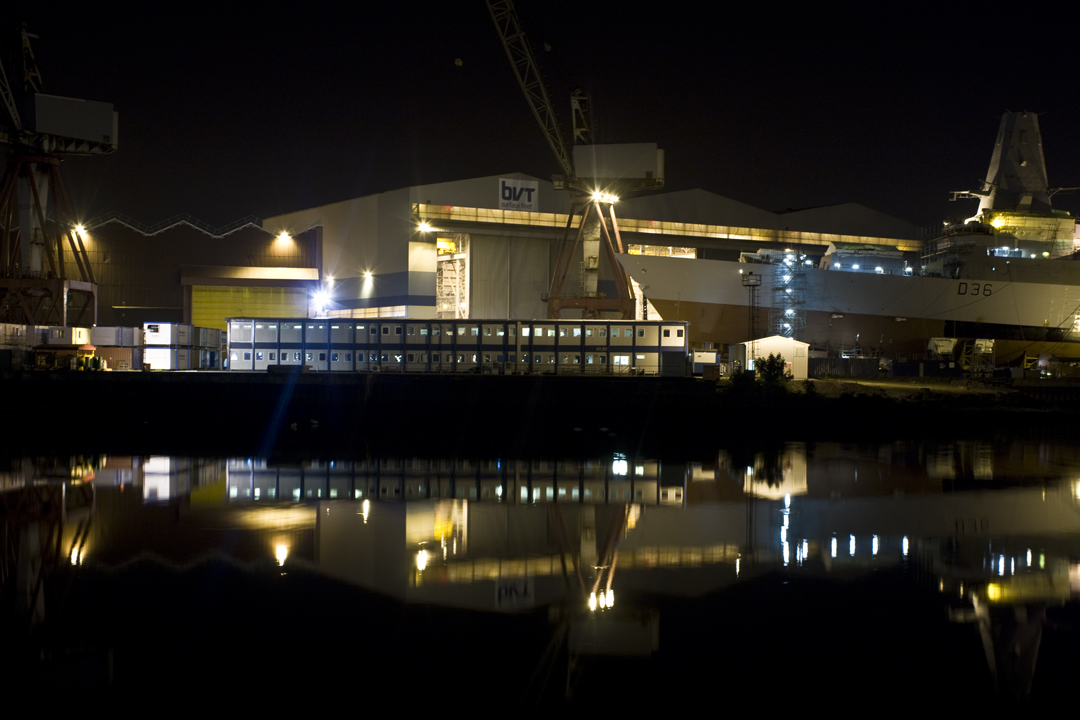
[10, 4, 1080, 229]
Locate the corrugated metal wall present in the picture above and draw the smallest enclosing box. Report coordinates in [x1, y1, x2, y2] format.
[469, 234, 550, 319]
[192, 287, 308, 331]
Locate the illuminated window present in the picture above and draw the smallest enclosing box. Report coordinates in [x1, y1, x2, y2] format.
[548, 355, 555, 364]
[470, 327, 479, 336]
[586, 355, 594, 364]
[547, 328, 555, 337]
[484, 327, 492, 336]
[523, 327, 531, 336]
[559, 327, 567, 337]
[305, 353, 313, 362]
[294, 353, 301, 361]
[420, 327, 428, 335]
[498, 327, 505, 336]
[573, 355, 580, 364]
[600, 328, 607, 337]
[573, 328, 581, 337]
[533, 354, 540, 363]
[256, 352, 263, 361]
[586, 328, 593, 337]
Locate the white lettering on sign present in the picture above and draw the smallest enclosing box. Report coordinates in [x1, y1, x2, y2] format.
[499, 178, 538, 211]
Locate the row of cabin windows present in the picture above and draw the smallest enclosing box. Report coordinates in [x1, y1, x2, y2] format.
[250, 323, 682, 341]
[241, 351, 633, 365]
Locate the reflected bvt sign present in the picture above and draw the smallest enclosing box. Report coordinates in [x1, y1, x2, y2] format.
[496, 577, 534, 609]
[499, 178, 538, 211]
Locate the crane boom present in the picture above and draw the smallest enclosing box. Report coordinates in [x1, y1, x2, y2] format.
[486, 0, 575, 181]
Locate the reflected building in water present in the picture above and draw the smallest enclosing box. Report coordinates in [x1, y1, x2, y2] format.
[4, 440, 1080, 697]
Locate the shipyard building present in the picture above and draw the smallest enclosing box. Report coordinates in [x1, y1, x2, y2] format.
[55, 173, 920, 343]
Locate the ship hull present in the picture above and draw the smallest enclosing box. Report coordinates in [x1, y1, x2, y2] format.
[620, 255, 1080, 362]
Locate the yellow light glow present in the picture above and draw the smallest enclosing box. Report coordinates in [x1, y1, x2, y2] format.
[364, 271, 373, 279]
[986, 583, 1002, 601]
[70, 547, 80, 565]
[588, 592, 597, 611]
[416, 549, 429, 571]
[418, 222, 433, 233]
[606, 589, 614, 608]
[74, 224, 85, 237]
[361, 498, 370, 523]
[276, 231, 292, 243]
[275, 544, 288, 566]
[990, 217, 1006, 229]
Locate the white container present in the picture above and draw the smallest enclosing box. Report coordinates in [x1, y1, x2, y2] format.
[144, 323, 192, 346]
[144, 346, 190, 370]
[46, 326, 91, 346]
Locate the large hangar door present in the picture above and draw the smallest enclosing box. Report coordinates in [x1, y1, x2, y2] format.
[192, 286, 308, 330]
[469, 235, 549, 319]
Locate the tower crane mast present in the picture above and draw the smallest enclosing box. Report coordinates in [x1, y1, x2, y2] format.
[486, 0, 577, 184]
[486, 0, 653, 319]
[0, 25, 117, 326]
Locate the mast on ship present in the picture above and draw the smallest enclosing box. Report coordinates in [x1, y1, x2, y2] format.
[950, 112, 1076, 257]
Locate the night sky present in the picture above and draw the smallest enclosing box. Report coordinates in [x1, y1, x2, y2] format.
[9, 4, 1080, 230]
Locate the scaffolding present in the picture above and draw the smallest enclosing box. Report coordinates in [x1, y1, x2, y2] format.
[436, 234, 469, 319]
[771, 251, 806, 339]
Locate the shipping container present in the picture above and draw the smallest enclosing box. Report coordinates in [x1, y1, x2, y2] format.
[144, 346, 190, 370]
[144, 322, 192, 346]
[45, 326, 91, 346]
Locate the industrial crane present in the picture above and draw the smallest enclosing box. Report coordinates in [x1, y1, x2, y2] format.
[486, 1, 664, 319]
[0, 25, 117, 326]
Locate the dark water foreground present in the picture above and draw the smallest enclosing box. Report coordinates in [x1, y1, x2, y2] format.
[1, 370, 1076, 458]
[3, 440, 1080, 706]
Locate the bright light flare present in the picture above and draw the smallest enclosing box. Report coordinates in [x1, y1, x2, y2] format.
[416, 549, 429, 571]
[589, 592, 598, 611]
[589, 191, 619, 203]
[418, 222, 433, 233]
[276, 231, 292, 243]
[275, 544, 288, 566]
[606, 589, 614, 608]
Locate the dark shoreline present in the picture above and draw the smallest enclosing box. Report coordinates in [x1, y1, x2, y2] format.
[2, 370, 1077, 459]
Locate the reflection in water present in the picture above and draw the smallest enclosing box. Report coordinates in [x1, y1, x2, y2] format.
[2, 438, 1080, 699]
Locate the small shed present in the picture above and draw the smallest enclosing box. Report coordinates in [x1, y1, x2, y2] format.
[728, 335, 809, 380]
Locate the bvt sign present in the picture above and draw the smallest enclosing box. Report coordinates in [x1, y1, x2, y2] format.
[499, 178, 538, 211]
[496, 577, 535, 609]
